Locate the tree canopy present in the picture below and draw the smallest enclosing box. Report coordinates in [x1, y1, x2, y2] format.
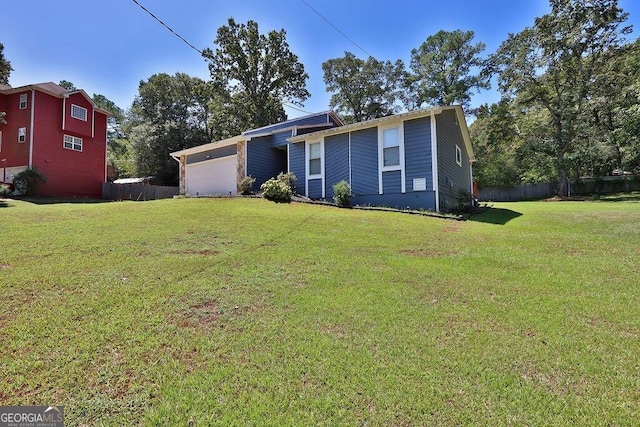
[322, 52, 406, 124]
[0, 42, 11, 85]
[202, 18, 310, 132]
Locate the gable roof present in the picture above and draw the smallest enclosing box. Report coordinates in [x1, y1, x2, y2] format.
[0, 82, 111, 116]
[243, 110, 343, 137]
[288, 105, 474, 161]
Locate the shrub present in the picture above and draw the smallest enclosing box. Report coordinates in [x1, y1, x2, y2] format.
[332, 180, 352, 207]
[0, 184, 12, 197]
[238, 175, 256, 195]
[277, 172, 297, 193]
[13, 167, 47, 196]
[456, 188, 474, 213]
[260, 177, 292, 203]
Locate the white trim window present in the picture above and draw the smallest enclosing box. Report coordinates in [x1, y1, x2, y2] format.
[18, 127, 26, 143]
[71, 104, 88, 121]
[308, 141, 322, 177]
[19, 94, 27, 109]
[63, 134, 83, 152]
[378, 123, 406, 194]
[456, 144, 462, 167]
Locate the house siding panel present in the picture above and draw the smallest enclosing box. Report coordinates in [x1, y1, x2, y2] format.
[271, 131, 291, 147]
[350, 127, 378, 196]
[437, 109, 471, 210]
[186, 145, 237, 164]
[382, 170, 401, 193]
[244, 113, 332, 137]
[324, 133, 349, 199]
[1, 91, 32, 168]
[247, 135, 287, 191]
[404, 117, 433, 191]
[288, 142, 305, 194]
[308, 178, 322, 199]
[63, 93, 94, 138]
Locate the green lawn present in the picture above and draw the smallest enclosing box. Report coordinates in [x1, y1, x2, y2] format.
[1, 196, 638, 425]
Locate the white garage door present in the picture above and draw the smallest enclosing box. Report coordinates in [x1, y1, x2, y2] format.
[186, 155, 237, 196]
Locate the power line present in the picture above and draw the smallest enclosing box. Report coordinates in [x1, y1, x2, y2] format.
[130, 0, 312, 115]
[298, 0, 371, 57]
[131, 0, 202, 55]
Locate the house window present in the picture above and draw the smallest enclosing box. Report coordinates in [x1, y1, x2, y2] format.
[64, 135, 83, 152]
[71, 104, 87, 121]
[456, 145, 462, 167]
[309, 142, 321, 176]
[18, 127, 26, 143]
[19, 94, 27, 109]
[382, 127, 400, 167]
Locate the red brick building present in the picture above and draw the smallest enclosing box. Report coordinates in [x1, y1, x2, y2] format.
[0, 82, 109, 198]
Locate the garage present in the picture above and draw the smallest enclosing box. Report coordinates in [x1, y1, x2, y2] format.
[186, 155, 237, 196]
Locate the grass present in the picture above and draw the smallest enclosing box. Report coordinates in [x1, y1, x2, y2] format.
[0, 196, 639, 425]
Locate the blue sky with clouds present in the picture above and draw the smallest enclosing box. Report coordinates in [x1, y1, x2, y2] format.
[2, 0, 640, 118]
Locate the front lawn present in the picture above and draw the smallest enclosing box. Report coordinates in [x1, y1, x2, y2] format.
[0, 197, 638, 425]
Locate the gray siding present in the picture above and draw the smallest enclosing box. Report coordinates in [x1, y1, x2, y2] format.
[324, 134, 349, 199]
[382, 170, 401, 194]
[350, 127, 378, 196]
[288, 142, 305, 194]
[436, 109, 472, 210]
[186, 144, 236, 165]
[308, 178, 323, 199]
[404, 117, 433, 191]
[247, 136, 287, 191]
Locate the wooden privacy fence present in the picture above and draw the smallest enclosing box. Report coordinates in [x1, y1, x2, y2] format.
[477, 182, 555, 202]
[102, 183, 179, 201]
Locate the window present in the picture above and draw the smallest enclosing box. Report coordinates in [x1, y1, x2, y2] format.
[71, 104, 87, 121]
[63, 135, 83, 152]
[382, 127, 400, 167]
[19, 94, 27, 109]
[455, 145, 462, 167]
[309, 142, 321, 176]
[18, 127, 26, 143]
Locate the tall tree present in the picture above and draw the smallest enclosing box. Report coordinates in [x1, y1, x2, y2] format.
[202, 18, 310, 131]
[408, 30, 489, 110]
[322, 52, 406, 124]
[58, 80, 77, 91]
[490, 0, 632, 195]
[127, 72, 214, 185]
[0, 42, 11, 85]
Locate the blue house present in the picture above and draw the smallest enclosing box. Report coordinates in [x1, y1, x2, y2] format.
[287, 106, 474, 212]
[171, 106, 474, 212]
[170, 111, 342, 196]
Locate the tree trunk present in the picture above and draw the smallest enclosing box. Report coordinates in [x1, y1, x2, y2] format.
[557, 167, 569, 197]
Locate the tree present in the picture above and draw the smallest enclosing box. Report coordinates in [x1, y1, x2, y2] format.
[0, 42, 11, 85]
[408, 30, 490, 110]
[127, 72, 215, 184]
[322, 52, 406, 124]
[58, 80, 77, 91]
[202, 18, 310, 131]
[490, 0, 632, 195]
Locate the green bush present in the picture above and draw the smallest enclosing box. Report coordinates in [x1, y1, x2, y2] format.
[13, 167, 47, 195]
[332, 180, 352, 207]
[277, 172, 297, 193]
[260, 177, 293, 203]
[238, 175, 256, 195]
[456, 188, 474, 213]
[0, 184, 12, 197]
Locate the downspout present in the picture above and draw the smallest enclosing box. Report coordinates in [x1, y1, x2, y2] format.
[28, 89, 35, 168]
[430, 110, 439, 212]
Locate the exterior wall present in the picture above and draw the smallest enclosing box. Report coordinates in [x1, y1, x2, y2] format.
[272, 131, 290, 148]
[404, 117, 433, 192]
[350, 127, 379, 197]
[0, 90, 32, 174]
[186, 144, 237, 164]
[323, 133, 349, 200]
[288, 142, 305, 194]
[436, 109, 472, 210]
[246, 135, 287, 191]
[308, 179, 323, 198]
[63, 92, 94, 138]
[244, 112, 334, 137]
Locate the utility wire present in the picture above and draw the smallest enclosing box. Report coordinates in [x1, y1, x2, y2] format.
[130, 0, 312, 114]
[298, 0, 371, 57]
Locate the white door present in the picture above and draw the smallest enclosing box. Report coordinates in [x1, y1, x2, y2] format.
[186, 155, 237, 196]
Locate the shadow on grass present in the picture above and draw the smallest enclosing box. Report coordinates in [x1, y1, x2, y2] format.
[597, 192, 640, 202]
[16, 197, 111, 205]
[0, 199, 14, 208]
[469, 207, 523, 225]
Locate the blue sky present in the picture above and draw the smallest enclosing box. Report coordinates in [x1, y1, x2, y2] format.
[2, 0, 640, 118]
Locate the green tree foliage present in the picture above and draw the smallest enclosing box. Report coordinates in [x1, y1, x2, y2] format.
[0, 42, 11, 85]
[127, 73, 215, 185]
[408, 30, 490, 110]
[202, 18, 310, 131]
[322, 52, 407, 124]
[58, 80, 77, 91]
[490, 0, 632, 195]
